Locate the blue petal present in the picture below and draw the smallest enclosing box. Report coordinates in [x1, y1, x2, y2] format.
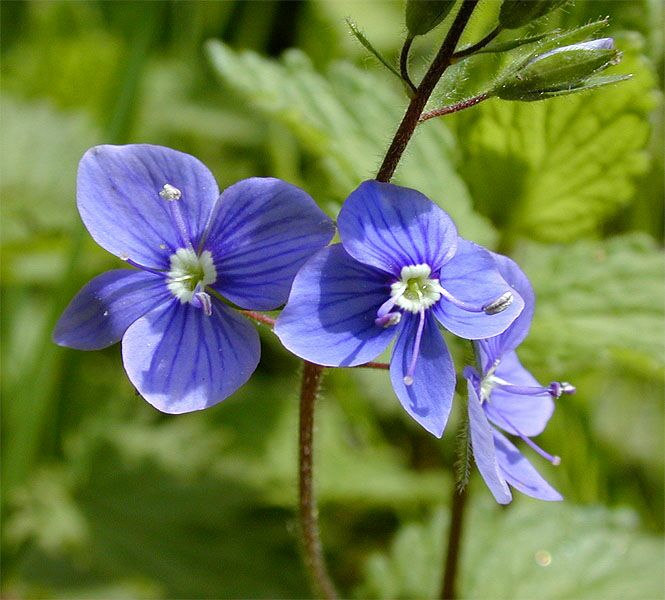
[53, 269, 170, 350]
[78, 145, 220, 268]
[389, 312, 455, 437]
[275, 244, 394, 366]
[478, 253, 535, 362]
[494, 431, 563, 501]
[484, 352, 554, 437]
[338, 181, 458, 276]
[433, 239, 524, 339]
[205, 178, 335, 310]
[467, 383, 512, 504]
[122, 298, 260, 413]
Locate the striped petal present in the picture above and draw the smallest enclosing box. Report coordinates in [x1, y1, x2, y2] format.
[122, 298, 260, 413]
[53, 269, 169, 350]
[275, 244, 394, 367]
[205, 178, 335, 310]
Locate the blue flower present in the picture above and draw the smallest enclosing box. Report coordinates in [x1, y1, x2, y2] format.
[275, 180, 524, 437]
[54, 144, 334, 413]
[464, 253, 575, 503]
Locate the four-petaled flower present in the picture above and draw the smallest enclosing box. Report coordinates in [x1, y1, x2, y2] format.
[275, 181, 524, 437]
[54, 144, 334, 412]
[464, 252, 575, 503]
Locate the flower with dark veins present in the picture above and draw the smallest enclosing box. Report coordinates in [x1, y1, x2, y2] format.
[464, 252, 575, 503]
[275, 180, 524, 437]
[54, 144, 334, 412]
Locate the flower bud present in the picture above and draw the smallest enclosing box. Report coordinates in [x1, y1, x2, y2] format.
[499, 0, 569, 30]
[405, 0, 456, 37]
[493, 38, 622, 100]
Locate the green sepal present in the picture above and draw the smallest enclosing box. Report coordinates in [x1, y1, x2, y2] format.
[498, 0, 569, 30]
[534, 18, 610, 53]
[346, 18, 406, 87]
[405, 0, 456, 37]
[473, 31, 551, 55]
[507, 73, 632, 101]
[493, 39, 622, 100]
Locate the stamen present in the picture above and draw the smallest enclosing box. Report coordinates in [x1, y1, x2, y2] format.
[159, 184, 193, 250]
[493, 380, 554, 397]
[375, 297, 401, 328]
[192, 290, 213, 316]
[122, 256, 166, 277]
[439, 288, 514, 315]
[499, 411, 561, 466]
[404, 309, 426, 386]
[548, 381, 576, 397]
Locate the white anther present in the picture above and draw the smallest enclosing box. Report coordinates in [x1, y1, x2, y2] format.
[159, 183, 182, 201]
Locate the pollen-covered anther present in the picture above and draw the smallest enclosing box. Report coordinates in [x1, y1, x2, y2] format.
[375, 312, 402, 328]
[159, 183, 182, 201]
[391, 264, 444, 314]
[483, 291, 514, 315]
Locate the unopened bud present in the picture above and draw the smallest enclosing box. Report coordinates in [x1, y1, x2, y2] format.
[499, 0, 569, 30]
[493, 38, 622, 101]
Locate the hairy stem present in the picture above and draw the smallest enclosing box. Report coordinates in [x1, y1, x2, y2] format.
[299, 362, 338, 600]
[239, 310, 276, 327]
[376, 0, 479, 183]
[441, 482, 469, 599]
[419, 93, 489, 122]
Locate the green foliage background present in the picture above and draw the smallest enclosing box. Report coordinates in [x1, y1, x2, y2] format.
[1, 1, 663, 598]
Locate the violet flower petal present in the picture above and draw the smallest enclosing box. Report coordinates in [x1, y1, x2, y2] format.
[433, 239, 524, 339]
[78, 145, 219, 268]
[205, 178, 335, 310]
[389, 312, 455, 437]
[484, 352, 555, 437]
[338, 180, 458, 276]
[122, 298, 260, 413]
[53, 269, 170, 350]
[467, 383, 512, 504]
[275, 244, 395, 366]
[494, 430, 563, 501]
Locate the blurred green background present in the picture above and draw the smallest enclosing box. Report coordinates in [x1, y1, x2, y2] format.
[1, 1, 663, 598]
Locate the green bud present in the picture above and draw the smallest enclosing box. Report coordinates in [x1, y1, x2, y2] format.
[499, 0, 569, 30]
[493, 38, 622, 100]
[405, 0, 456, 37]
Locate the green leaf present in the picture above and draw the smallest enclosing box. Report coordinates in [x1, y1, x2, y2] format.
[456, 35, 660, 241]
[356, 501, 665, 599]
[205, 41, 497, 246]
[518, 234, 665, 373]
[405, 0, 456, 37]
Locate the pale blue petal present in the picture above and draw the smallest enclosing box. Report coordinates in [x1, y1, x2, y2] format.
[338, 180, 458, 276]
[53, 269, 170, 350]
[275, 244, 394, 366]
[494, 431, 563, 501]
[434, 239, 524, 339]
[122, 298, 259, 413]
[467, 383, 512, 504]
[205, 178, 335, 310]
[389, 312, 455, 437]
[78, 145, 219, 268]
[484, 352, 554, 437]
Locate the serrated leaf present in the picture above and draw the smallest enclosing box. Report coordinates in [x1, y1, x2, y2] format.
[518, 234, 665, 373]
[456, 36, 659, 241]
[205, 41, 497, 246]
[356, 502, 665, 599]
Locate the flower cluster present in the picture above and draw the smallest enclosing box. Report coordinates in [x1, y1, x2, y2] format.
[55, 145, 573, 503]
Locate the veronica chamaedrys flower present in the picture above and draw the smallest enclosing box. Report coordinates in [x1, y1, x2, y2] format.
[54, 144, 334, 412]
[275, 180, 524, 437]
[464, 253, 575, 504]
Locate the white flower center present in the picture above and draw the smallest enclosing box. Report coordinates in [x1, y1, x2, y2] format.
[390, 264, 444, 314]
[166, 248, 216, 303]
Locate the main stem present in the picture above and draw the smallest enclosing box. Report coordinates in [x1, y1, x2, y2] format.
[298, 362, 337, 600]
[376, 0, 479, 183]
[441, 483, 469, 599]
[296, 2, 478, 597]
